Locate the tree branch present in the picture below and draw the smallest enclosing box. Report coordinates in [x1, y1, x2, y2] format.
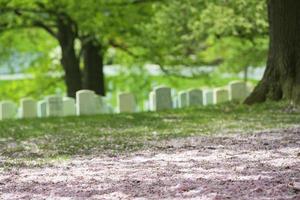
[104, 0, 166, 7]
[33, 21, 57, 37]
[109, 39, 139, 58]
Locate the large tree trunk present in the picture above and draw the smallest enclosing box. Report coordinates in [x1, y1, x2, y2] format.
[82, 39, 106, 96]
[245, 0, 300, 105]
[57, 20, 82, 98]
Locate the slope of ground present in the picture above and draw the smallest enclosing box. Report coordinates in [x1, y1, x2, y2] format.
[0, 102, 300, 199]
[1, 128, 300, 199]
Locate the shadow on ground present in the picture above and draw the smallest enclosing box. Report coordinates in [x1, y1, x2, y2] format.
[1, 127, 300, 199]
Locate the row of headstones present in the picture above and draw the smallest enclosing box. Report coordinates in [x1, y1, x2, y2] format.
[147, 81, 252, 111]
[0, 81, 253, 120]
[0, 90, 113, 120]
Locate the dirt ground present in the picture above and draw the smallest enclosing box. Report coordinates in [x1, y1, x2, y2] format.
[1, 128, 300, 200]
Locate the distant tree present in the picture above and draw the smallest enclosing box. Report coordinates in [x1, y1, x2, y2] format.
[0, 0, 155, 97]
[1, 1, 83, 97]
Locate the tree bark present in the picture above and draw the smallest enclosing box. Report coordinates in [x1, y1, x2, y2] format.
[82, 39, 106, 96]
[57, 19, 82, 98]
[245, 0, 300, 105]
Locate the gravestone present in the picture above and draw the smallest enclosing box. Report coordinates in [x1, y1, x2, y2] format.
[94, 95, 106, 114]
[171, 89, 178, 108]
[37, 100, 47, 118]
[118, 92, 136, 113]
[63, 97, 76, 116]
[153, 86, 172, 111]
[173, 96, 178, 109]
[213, 88, 229, 104]
[229, 81, 248, 102]
[204, 90, 214, 105]
[187, 89, 203, 107]
[46, 95, 63, 117]
[0, 101, 17, 120]
[105, 104, 114, 114]
[178, 91, 188, 108]
[16, 107, 22, 119]
[76, 90, 96, 116]
[143, 100, 149, 112]
[100, 101, 114, 114]
[20, 98, 37, 119]
[148, 91, 156, 111]
[247, 83, 255, 96]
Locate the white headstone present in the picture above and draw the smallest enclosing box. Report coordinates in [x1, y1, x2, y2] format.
[0, 101, 17, 120]
[63, 97, 76, 116]
[46, 95, 63, 117]
[178, 91, 188, 108]
[99, 101, 114, 114]
[187, 89, 203, 107]
[153, 86, 172, 111]
[118, 92, 136, 113]
[213, 88, 229, 104]
[106, 105, 114, 114]
[37, 100, 47, 118]
[171, 89, 178, 108]
[173, 96, 178, 109]
[204, 90, 214, 105]
[16, 107, 22, 119]
[94, 95, 107, 114]
[20, 98, 37, 119]
[144, 100, 149, 112]
[229, 81, 248, 102]
[76, 90, 96, 116]
[247, 83, 255, 96]
[148, 91, 156, 111]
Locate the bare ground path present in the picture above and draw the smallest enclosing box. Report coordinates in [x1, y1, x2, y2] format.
[1, 128, 300, 200]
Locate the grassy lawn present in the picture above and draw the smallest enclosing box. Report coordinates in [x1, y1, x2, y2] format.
[0, 101, 299, 169]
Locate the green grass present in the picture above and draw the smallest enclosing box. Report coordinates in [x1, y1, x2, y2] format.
[0, 101, 299, 169]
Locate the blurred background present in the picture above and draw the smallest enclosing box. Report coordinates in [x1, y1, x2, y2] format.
[0, 0, 268, 110]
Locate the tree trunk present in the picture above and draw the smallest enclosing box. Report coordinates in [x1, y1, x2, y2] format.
[245, 0, 300, 105]
[82, 39, 106, 96]
[57, 20, 82, 98]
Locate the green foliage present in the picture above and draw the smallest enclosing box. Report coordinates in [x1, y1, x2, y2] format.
[0, 27, 63, 102]
[0, 28, 57, 68]
[132, 0, 268, 75]
[195, 0, 267, 38]
[204, 37, 268, 73]
[192, 0, 269, 73]
[137, 0, 208, 68]
[0, 78, 64, 102]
